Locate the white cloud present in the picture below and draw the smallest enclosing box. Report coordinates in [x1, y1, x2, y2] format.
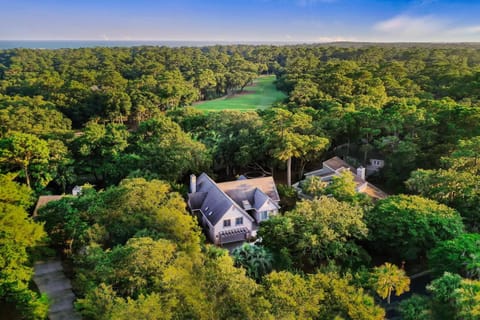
[315, 36, 357, 42]
[446, 25, 480, 35]
[374, 14, 446, 37]
[372, 14, 480, 41]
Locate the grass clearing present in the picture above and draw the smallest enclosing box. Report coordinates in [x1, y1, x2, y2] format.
[194, 75, 286, 112]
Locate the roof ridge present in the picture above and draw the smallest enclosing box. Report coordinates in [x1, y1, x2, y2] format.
[254, 187, 280, 209]
[199, 173, 254, 222]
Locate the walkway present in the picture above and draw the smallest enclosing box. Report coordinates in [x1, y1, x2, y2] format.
[33, 259, 81, 320]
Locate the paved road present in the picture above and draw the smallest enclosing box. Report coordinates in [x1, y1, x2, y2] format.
[33, 259, 81, 320]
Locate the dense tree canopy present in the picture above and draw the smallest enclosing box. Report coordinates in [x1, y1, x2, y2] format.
[259, 196, 368, 271]
[0, 175, 48, 319]
[4, 43, 480, 319]
[428, 233, 480, 279]
[366, 195, 464, 261]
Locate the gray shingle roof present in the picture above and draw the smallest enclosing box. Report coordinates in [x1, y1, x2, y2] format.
[188, 173, 254, 226]
[187, 173, 280, 226]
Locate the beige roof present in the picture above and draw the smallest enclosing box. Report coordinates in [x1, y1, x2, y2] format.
[217, 176, 280, 202]
[323, 156, 356, 173]
[33, 195, 64, 216]
[361, 183, 388, 200]
[304, 156, 388, 201]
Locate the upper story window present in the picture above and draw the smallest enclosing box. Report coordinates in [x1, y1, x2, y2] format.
[261, 211, 269, 220]
[223, 219, 231, 227]
[235, 217, 243, 225]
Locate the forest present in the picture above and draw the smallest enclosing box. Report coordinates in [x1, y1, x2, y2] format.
[1, 44, 480, 319]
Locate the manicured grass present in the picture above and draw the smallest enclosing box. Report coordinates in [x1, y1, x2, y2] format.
[194, 75, 286, 112]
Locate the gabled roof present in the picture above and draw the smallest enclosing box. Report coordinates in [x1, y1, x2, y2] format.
[323, 156, 356, 173]
[188, 173, 255, 226]
[254, 188, 280, 210]
[33, 195, 65, 216]
[302, 156, 387, 200]
[363, 183, 388, 200]
[188, 173, 280, 226]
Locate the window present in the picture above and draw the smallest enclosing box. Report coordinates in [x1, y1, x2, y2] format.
[235, 217, 243, 225]
[223, 219, 231, 227]
[261, 211, 268, 220]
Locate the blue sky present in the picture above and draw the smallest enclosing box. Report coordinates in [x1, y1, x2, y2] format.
[1, 0, 480, 42]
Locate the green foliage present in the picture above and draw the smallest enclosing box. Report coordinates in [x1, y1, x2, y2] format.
[262, 107, 329, 186]
[0, 173, 33, 208]
[77, 284, 175, 320]
[263, 270, 385, 320]
[0, 132, 50, 189]
[276, 184, 298, 211]
[76, 237, 180, 297]
[5, 43, 480, 320]
[0, 178, 48, 319]
[130, 115, 210, 182]
[38, 178, 202, 254]
[263, 271, 323, 319]
[407, 169, 480, 231]
[428, 233, 480, 278]
[259, 196, 368, 271]
[300, 176, 327, 198]
[428, 272, 463, 305]
[426, 273, 480, 320]
[324, 170, 369, 204]
[312, 271, 385, 320]
[398, 295, 432, 320]
[366, 195, 464, 260]
[454, 278, 480, 320]
[71, 121, 129, 186]
[0, 103, 72, 137]
[445, 136, 480, 174]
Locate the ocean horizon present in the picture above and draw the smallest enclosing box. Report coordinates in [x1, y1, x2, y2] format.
[2, 40, 480, 51]
[0, 40, 304, 50]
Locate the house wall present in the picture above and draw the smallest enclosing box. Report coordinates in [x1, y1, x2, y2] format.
[194, 210, 217, 243]
[212, 206, 253, 244]
[253, 200, 279, 223]
[204, 215, 216, 244]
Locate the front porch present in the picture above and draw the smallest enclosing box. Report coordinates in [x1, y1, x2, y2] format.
[218, 227, 251, 245]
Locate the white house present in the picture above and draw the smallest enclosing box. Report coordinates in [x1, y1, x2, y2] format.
[187, 173, 280, 245]
[298, 156, 387, 200]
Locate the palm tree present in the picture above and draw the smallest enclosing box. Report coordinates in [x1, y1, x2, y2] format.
[232, 243, 273, 281]
[371, 262, 410, 304]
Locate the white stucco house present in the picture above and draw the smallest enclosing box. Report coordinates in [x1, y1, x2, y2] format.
[187, 173, 280, 245]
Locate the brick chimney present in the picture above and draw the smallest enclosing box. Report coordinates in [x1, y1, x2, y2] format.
[356, 166, 366, 181]
[190, 174, 197, 193]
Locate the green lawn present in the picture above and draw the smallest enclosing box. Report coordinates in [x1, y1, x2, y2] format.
[194, 75, 286, 112]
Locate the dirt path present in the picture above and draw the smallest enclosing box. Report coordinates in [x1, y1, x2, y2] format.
[33, 259, 81, 320]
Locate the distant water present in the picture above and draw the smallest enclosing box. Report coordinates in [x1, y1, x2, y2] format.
[0, 40, 291, 50]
